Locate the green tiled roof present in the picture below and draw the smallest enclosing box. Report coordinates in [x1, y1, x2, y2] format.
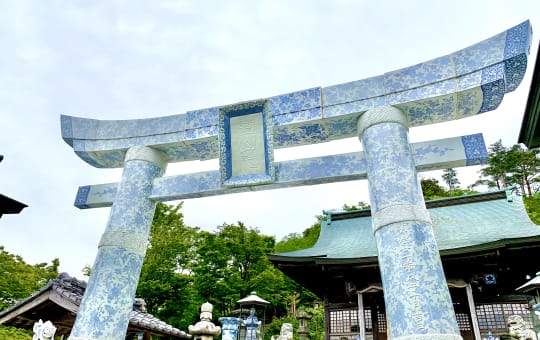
[271, 191, 540, 261]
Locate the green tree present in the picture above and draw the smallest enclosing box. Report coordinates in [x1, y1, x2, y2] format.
[480, 140, 512, 190]
[421, 178, 448, 200]
[342, 201, 370, 211]
[421, 177, 477, 200]
[441, 168, 460, 192]
[136, 202, 200, 330]
[274, 215, 324, 253]
[192, 230, 237, 316]
[506, 144, 540, 196]
[134, 202, 322, 332]
[0, 246, 59, 310]
[216, 222, 276, 296]
[306, 306, 325, 340]
[524, 192, 540, 224]
[192, 221, 313, 322]
[0, 325, 32, 339]
[478, 141, 540, 195]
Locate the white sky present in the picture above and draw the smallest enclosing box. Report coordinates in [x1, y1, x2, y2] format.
[1, 1, 539, 277]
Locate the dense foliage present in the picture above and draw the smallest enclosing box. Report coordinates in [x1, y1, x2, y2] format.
[274, 216, 323, 254]
[421, 176, 478, 201]
[0, 325, 32, 339]
[135, 203, 319, 337]
[0, 246, 59, 311]
[136, 202, 200, 328]
[474, 140, 540, 224]
[524, 192, 540, 224]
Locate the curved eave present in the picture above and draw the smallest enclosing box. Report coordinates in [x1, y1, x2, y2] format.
[269, 236, 540, 275]
[0, 194, 28, 216]
[61, 21, 532, 168]
[269, 191, 540, 264]
[268, 254, 380, 266]
[267, 254, 327, 262]
[440, 235, 540, 257]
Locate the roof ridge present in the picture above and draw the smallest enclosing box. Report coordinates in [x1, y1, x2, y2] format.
[328, 190, 508, 221]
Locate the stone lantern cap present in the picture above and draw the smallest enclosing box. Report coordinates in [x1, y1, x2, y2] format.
[296, 308, 312, 320]
[237, 291, 270, 306]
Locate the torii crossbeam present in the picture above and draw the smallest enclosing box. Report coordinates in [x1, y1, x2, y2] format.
[61, 21, 532, 340]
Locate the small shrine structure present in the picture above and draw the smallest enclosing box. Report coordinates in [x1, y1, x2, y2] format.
[0, 273, 190, 339]
[237, 291, 270, 340]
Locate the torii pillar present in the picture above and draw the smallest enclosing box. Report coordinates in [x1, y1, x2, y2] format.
[69, 147, 167, 340]
[358, 106, 460, 339]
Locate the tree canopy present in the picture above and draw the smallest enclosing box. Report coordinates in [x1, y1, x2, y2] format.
[477, 140, 540, 196]
[421, 174, 477, 201]
[134, 203, 317, 334]
[0, 325, 32, 340]
[0, 246, 59, 311]
[441, 168, 460, 192]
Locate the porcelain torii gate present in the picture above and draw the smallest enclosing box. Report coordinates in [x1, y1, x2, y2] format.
[61, 21, 532, 340]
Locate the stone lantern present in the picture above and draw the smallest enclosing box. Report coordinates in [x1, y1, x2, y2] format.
[296, 307, 311, 340]
[237, 291, 270, 340]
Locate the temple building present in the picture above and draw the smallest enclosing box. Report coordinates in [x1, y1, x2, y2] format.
[269, 190, 540, 340]
[0, 273, 191, 339]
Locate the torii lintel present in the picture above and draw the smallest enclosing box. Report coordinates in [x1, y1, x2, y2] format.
[61, 20, 532, 169]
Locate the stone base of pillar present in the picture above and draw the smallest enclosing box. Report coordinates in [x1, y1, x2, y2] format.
[393, 334, 463, 340]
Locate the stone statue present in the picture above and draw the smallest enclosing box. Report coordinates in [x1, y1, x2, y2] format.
[507, 315, 537, 340]
[271, 323, 293, 340]
[189, 302, 221, 340]
[244, 308, 261, 340]
[32, 319, 56, 340]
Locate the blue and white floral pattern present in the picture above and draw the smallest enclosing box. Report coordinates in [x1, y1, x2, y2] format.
[74, 134, 486, 208]
[360, 108, 460, 339]
[61, 21, 531, 169]
[70, 148, 165, 340]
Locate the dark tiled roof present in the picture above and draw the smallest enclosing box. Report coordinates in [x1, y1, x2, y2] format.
[0, 273, 190, 338]
[129, 308, 188, 337]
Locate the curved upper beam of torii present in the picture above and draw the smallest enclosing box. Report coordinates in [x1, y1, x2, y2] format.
[61, 20, 532, 169]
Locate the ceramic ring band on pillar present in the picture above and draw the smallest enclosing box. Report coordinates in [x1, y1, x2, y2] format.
[98, 231, 149, 256]
[357, 105, 409, 137]
[124, 146, 168, 172]
[371, 203, 431, 234]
